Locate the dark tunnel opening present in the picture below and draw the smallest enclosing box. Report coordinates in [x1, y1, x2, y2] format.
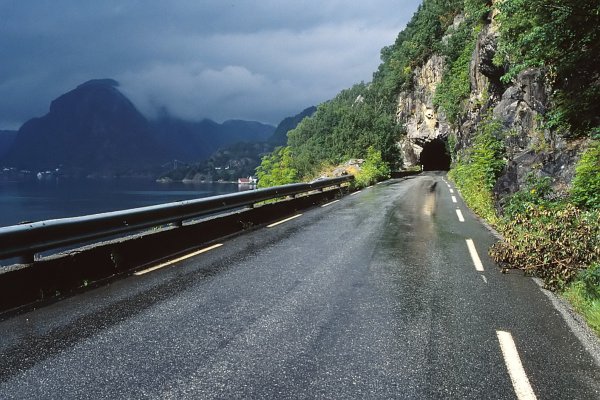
[419, 139, 451, 171]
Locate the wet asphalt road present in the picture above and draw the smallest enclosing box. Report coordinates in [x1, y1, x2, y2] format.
[1, 173, 600, 399]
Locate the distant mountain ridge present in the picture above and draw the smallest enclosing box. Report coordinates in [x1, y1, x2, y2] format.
[159, 105, 317, 182]
[1, 79, 275, 177]
[0, 130, 17, 159]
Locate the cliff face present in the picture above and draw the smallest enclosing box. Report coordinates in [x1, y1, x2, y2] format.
[396, 12, 586, 202]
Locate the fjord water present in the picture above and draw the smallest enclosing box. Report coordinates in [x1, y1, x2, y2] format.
[0, 179, 245, 228]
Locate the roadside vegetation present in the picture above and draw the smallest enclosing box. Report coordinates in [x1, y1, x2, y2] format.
[255, 0, 600, 333]
[446, 0, 600, 334]
[447, 115, 505, 225]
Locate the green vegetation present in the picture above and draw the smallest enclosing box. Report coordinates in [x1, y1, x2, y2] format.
[495, 0, 600, 136]
[448, 115, 505, 224]
[286, 83, 401, 179]
[490, 203, 600, 290]
[251, 0, 600, 333]
[373, 0, 465, 106]
[564, 267, 600, 336]
[256, 146, 298, 188]
[433, 30, 477, 124]
[571, 140, 600, 210]
[354, 147, 391, 188]
[486, 142, 600, 292]
[433, 0, 488, 124]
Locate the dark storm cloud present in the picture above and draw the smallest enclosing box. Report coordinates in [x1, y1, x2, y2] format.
[0, 0, 422, 128]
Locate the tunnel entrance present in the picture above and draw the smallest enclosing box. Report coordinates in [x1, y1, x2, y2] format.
[419, 139, 451, 171]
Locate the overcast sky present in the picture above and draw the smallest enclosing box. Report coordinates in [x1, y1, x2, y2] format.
[0, 0, 422, 129]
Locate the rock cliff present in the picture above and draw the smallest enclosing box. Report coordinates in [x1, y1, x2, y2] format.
[396, 11, 588, 202]
[396, 54, 449, 168]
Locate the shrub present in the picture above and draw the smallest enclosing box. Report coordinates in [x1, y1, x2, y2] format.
[490, 204, 600, 290]
[354, 147, 391, 188]
[255, 146, 299, 188]
[448, 116, 505, 224]
[502, 174, 554, 218]
[577, 262, 600, 300]
[571, 140, 600, 209]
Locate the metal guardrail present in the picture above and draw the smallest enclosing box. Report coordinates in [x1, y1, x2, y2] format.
[0, 175, 353, 262]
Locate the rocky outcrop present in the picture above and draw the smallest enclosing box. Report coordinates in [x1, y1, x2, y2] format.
[396, 54, 450, 168]
[398, 9, 585, 204]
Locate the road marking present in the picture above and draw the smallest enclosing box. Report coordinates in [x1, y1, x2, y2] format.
[481, 275, 488, 284]
[456, 209, 465, 222]
[465, 239, 484, 271]
[350, 190, 362, 196]
[497, 331, 538, 400]
[321, 200, 340, 208]
[451, 195, 457, 203]
[134, 243, 223, 276]
[267, 214, 303, 228]
[449, 188, 454, 194]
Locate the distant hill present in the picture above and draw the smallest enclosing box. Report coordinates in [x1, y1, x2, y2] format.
[2, 79, 164, 176]
[159, 106, 318, 182]
[153, 117, 275, 163]
[269, 106, 316, 146]
[1, 79, 276, 177]
[0, 130, 17, 158]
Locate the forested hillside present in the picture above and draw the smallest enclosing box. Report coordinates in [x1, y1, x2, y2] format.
[257, 0, 600, 331]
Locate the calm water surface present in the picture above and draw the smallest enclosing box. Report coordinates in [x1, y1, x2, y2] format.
[0, 178, 247, 227]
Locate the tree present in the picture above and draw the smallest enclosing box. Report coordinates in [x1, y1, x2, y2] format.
[255, 146, 299, 188]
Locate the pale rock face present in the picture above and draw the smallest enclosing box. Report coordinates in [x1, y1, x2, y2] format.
[395, 8, 583, 198]
[396, 54, 450, 168]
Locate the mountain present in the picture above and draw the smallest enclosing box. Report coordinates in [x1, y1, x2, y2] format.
[152, 117, 275, 163]
[1, 79, 276, 177]
[158, 106, 318, 182]
[0, 130, 17, 159]
[2, 79, 164, 176]
[269, 106, 316, 146]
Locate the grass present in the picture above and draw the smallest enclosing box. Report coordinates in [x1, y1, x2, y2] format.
[562, 281, 600, 337]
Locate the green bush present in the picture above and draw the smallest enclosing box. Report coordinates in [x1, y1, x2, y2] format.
[433, 35, 475, 124]
[354, 147, 391, 188]
[577, 262, 600, 300]
[448, 116, 505, 224]
[286, 83, 402, 179]
[255, 146, 299, 188]
[502, 174, 554, 218]
[495, 0, 600, 136]
[490, 204, 600, 290]
[571, 140, 600, 209]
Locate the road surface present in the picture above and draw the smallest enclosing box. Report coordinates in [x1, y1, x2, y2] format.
[1, 173, 599, 399]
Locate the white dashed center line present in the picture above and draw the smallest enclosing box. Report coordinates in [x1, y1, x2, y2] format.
[497, 331, 538, 400]
[456, 209, 465, 222]
[350, 190, 362, 196]
[451, 195, 457, 203]
[449, 188, 454, 194]
[465, 238, 484, 271]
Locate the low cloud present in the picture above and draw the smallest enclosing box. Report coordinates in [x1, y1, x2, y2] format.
[0, 0, 422, 128]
